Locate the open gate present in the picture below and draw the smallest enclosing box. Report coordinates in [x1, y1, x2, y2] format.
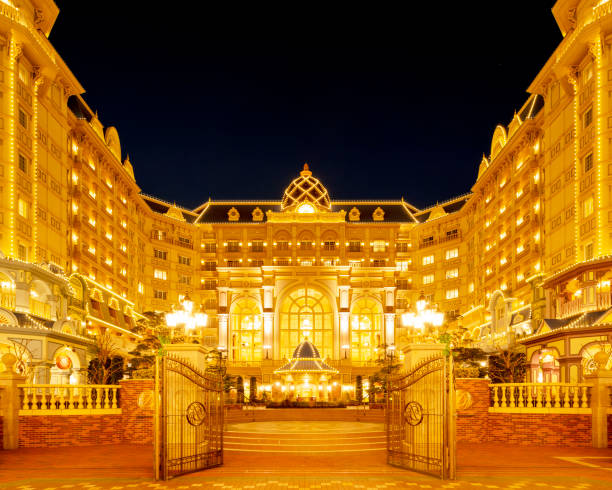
[154, 354, 223, 480]
[387, 354, 455, 479]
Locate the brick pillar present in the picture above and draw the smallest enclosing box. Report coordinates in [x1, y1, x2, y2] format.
[0, 354, 26, 449]
[119, 379, 154, 445]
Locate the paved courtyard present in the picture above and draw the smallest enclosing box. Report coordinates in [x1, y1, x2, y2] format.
[1, 422, 611, 489]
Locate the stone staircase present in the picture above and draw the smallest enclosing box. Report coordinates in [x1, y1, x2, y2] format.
[224, 421, 386, 453]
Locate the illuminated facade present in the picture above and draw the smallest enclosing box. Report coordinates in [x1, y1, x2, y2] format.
[0, 1, 611, 389]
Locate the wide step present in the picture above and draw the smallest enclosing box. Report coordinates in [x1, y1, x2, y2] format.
[224, 421, 386, 453]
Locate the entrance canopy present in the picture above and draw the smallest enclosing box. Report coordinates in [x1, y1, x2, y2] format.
[274, 339, 338, 375]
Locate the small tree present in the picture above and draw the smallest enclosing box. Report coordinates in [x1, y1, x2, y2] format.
[355, 375, 363, 404]
[249, 376, 257, 403]
[10, 339, 35, 382]
[371, 344, 402, 403]
[236, 376, 244, 404]
[87, 332, 124, 384]
[453, 347, 489, 378]
[488, 349, 527, 383]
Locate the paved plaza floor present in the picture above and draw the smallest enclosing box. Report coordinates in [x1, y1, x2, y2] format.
[1, 421, 611, 489]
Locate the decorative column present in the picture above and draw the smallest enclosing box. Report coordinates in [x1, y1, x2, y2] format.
[384, 286, 396, 349]
[262, 285, 274, 360]
[217, 286, 229, 351]
[338, 286, 350, 360]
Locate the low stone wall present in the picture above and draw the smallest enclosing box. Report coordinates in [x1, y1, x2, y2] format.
[456, 378, 594, 447]
[17, 379, 154, 448]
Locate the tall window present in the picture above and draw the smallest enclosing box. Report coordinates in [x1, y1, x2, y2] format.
[230, 297, 262, 361]
[279, 287, 333, 359]
[350, 296, 383, 361]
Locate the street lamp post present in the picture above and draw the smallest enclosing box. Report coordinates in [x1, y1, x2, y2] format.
[401, 291, 444, 341]
[165, 294, 208, 340]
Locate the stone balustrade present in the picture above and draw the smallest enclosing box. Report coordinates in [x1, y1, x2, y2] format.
[490, 382, 592, 413]
[19, 384, 121, 415]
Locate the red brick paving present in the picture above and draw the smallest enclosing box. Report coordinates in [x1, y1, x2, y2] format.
[1, 442, 612, 488]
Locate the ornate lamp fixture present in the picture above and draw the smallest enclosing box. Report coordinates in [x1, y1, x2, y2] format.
[165, 295, 208, 336]
[401, 291, 444, 334]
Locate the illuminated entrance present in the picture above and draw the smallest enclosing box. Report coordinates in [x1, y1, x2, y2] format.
[279, 287, 333, 360]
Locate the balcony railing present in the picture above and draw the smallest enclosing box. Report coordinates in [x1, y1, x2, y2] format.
[489, 383, 591, 413]
[19, 384, 121, 414]
[29, 299, 51, 320]
[559, 291, 611, 318]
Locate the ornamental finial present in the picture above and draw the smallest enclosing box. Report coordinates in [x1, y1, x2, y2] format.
[301, 163, 312, 177]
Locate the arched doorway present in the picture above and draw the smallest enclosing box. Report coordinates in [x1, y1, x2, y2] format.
[350, 296, 383, 361]
[230, 297, 262, 361]
[278, 286, 334, 360]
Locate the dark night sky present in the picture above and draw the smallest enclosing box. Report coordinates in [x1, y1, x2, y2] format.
[51, 1, 561, 210]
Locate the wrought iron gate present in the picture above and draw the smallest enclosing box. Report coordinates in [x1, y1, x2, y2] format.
[155, 354, 223, 480]
[387, 354, 455, 479]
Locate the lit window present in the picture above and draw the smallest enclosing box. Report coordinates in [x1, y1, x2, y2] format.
[372, 240, 386, 252]
[468, 282, 474, 293]
[422, 255, 434, 265]
[422, 274, 434, 285]
[138, 282, 144, 294]
[583, 196, 594, 217]
[18, 199, 28, 218]
[396, 261, 409, 272]
[297, 202, 315, 213]
[154, 269, 167, 280]
[446, 289, 459, 300]
[445, 248, 458, 260]
[446, 268, 458, 279]
[89, 188, 96, 199]
[88, 245, 96, 255]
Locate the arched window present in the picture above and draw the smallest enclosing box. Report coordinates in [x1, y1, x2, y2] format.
[350, 296, 383, 361]
[230, 298, 262, 361]
[279, 287, 333, 359]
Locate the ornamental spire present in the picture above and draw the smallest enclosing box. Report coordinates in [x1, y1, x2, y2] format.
[300, 162, 312, 177]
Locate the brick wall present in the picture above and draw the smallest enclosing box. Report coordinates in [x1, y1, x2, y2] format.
[19, 414, 123, 447]
[456, 378, 593, 447]
[18, 379, 154, 448]
[119, 379, 154, 445]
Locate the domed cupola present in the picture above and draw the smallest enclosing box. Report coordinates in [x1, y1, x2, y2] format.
[281, 164, 331, 212]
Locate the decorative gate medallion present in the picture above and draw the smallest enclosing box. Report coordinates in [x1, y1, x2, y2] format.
[387, 354, 456, 480]
[404, 401, 424, 426]
[186, 402, 207, 426]
[155, 355, 223, 480]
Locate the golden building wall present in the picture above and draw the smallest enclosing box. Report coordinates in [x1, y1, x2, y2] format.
[2, 1, 612, 364]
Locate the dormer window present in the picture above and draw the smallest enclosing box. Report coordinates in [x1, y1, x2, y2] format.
[252, 207, 264, 221]
[372, 207, 385, 221]
[349, 207, 360, 221]
[228, 207, 240, 221]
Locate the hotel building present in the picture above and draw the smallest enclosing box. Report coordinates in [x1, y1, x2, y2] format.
[0, 0, 611, 391]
